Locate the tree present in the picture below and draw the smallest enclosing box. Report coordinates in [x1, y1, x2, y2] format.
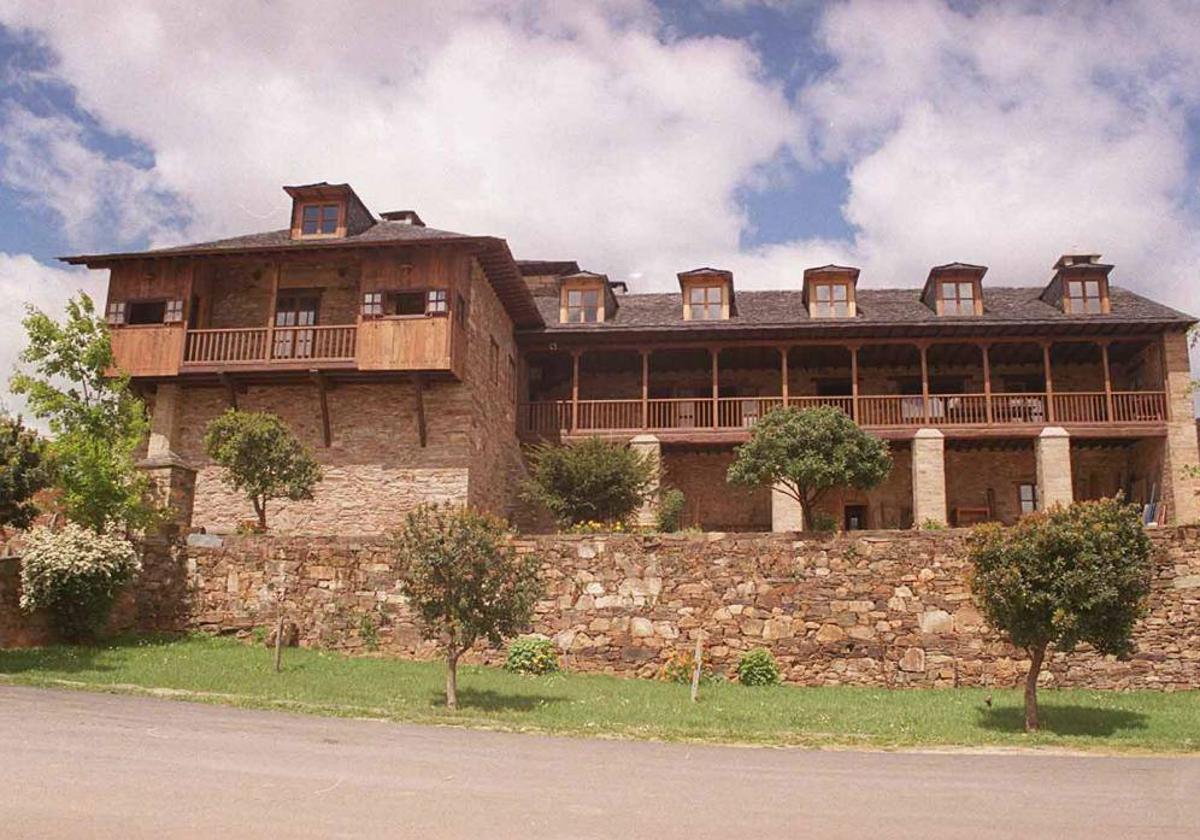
[968, 498, 1152, 732]
[726, 406, 892, 528]
[203, 409, 322, 530]
[0, 415, 49, 533]
[522, 437, 656, 527]
[9, 294, 156, 532]
[393, 505, 542, 708]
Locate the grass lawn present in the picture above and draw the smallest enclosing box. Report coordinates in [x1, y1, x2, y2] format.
[1, 634, 1196, 753]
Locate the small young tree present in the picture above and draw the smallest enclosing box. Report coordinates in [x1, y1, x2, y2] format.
[0, 415, 49, 533]
[9, 294, 156, 532]
[968, 497, 1152, 732]
[203, 409, 322, 530]
[393, 505, 542, 708]
[727, 406, 892, 528]
[522, 437, 656, 528]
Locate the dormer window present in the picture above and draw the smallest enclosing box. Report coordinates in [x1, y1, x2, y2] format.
[300, 203, 341, 236]
[565, 287, 601, 323]
[810, 282, 851, 318]
[1064, 279, 1105, 314]
[558, 272, 613, 324]
[687, 284, 724, 321]
[937, 280, 977, 316]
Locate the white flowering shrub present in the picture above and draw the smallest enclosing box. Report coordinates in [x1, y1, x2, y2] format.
[19, 524, 140, 641]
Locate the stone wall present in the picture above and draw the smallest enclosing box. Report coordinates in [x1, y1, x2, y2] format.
[182, 528, 1200, 691]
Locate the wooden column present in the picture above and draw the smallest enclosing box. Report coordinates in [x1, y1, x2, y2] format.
[981, 342, 993, 424]
[1100, 341, 1114, 422]
[412, 374, 427, 447]
[265, 261, 281, 362]
[850, 345, 860, 423]
[710, 348, 719, 430]
[641, 350, 650, 430]
[312, 372, 332, 447]
[780, 347, 789, 405]
[1042, 342, 1056, 422]
[570, 350, 580, 432]
[919, 343, 930, 423]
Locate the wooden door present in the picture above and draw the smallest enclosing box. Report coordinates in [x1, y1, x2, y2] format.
[274, 293, 319, 359]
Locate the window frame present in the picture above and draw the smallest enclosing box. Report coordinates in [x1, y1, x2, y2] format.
[684, 283, 726, 321]
[1063, 278, 1108, 314]
[296, 201, 344, 238]
[809, 280, 853, 319]
[1017, 482, 1039, 515]
[561, 284, 603, 323]
[360, 288, 451, 319]
[105, 301, 127, 326]
[936, 280, 980, 316]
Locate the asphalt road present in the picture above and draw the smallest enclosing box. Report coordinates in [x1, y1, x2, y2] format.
[1, 685, 1197, 839]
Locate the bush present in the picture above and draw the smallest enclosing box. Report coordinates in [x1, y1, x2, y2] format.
[505, 635, 560, 675]
[737, 648, 780, 686]
[19, 523, 140, 641]
[658, 647, 714, 684]
[656, 487, 686, 533]
[523, 438, 656, 528]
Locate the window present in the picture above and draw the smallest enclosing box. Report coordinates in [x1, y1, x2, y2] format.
[687, 285, 723, 320]
[105, 301, 126, 326]
[300, 203, 340, 235]
[564, 287, 601, 323]
[361, 290, 449, 317]
[489, 338, 500, 383]
[1065, 279, 1104, 314]
[127, 300, 167, 325]
[456, 294, 468, 325]
[362, 292, 383, 317]
[811, 282, 850, 318]
[938, 281, 977, 316]
[426, 289, 449, 314]
[164, 299, 185, 323]
[1018, 482, 1039, 515]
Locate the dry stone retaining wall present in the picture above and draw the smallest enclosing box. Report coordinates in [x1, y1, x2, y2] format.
[182, 528, 1200, 691]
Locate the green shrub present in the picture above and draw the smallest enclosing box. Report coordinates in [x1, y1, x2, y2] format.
[919, 518, 945, 531]
[358, 613, 380, 651]
[19, 523, 140, 641]
[737, 647, 781, 686]
[656, 487, 686, 533]
[522, 438, 656, 528]
[505, 635, 560, 675]
[808, 511, 839, 532]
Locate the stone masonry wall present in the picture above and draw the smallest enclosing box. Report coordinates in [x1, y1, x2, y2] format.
[183, 528, 1200, 691]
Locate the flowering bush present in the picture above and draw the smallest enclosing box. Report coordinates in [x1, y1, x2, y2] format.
[505, 635, 560, 675]
[658, 647, 715, 684]
[19, 524, 140, 641]
[567, 519, 628, 534]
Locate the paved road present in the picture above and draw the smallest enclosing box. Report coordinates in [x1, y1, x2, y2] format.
[1, 686, 1197, 839]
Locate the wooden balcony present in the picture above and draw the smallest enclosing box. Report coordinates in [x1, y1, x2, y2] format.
[519, 391, 1169, 440]
[182, 325, 359, 370]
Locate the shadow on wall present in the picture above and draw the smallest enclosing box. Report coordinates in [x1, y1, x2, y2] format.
[975, 702, 1148, 737]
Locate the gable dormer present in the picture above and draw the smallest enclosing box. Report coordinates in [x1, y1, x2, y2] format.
[284, 182, 375, 240]
[802, 265, 859, 318]
[922, 262, 986, 316]
[1041, 253, 1112, 314]
[559, 270, 617, 323]
[678, 267, 734, 321]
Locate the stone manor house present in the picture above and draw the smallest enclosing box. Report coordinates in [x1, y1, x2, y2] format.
[64, 182, 1200, 534]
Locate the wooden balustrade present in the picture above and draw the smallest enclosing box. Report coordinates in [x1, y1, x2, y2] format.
[270, 325, 357, 361]
[519, 390, 1168, 436]
[183, 325, 356, 366]
[184, 328, 269, 364]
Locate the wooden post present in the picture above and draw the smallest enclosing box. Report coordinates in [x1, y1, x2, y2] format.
[690, 632, 703, 704]
[312, 371, 332, 447]
[780, 346, 789, 406]
[1042, 342, 1055, 422]
[266, 260, 281, 362]
[570, 350, 580, 432]
[641, 350, 650, 430]
[919, 343, 930, 423]
[711, 348, 719, 429]
[412, 374, 427, 447]
[850, 345, 860, 423]
[1100, 341, 1114, 422]
[981, 343, 993, 424]
[273, 578, 288, 674]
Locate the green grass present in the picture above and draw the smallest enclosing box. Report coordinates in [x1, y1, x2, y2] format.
[1, 634, 1197, 753]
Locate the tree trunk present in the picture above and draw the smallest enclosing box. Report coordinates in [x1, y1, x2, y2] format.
[445, 649, 459, 710]
[1024, 643, 1047, 732]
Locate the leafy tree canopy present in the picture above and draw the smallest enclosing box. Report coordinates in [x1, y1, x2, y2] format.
[727, 406, 892, 526]
[969, 497, 1152, 731]
[522, 437, 656, 527]
[204, 409, 322, 529]
[0, 415, 50, 532]
[394, 505, 542, 708]
[9, 295, 155, 532]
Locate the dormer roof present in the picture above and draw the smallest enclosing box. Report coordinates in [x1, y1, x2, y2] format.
[921, 262, 987, 311]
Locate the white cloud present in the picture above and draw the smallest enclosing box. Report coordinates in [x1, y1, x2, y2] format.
[0, 253, 106, 427]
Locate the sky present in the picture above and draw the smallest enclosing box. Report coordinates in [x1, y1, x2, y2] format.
[1, 0, 1198, 418]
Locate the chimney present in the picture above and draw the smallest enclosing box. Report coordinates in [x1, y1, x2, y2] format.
[380, 210, 425, 227]
[1053, 253, 1101, 270]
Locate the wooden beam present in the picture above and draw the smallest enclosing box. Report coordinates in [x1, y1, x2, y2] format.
[780, 346, 789, 405]
[711, 348, 719, 430]
[412, 373, 427, 447]
[641, 350, 650, 430]
[1100, 341, 1114, 422]
[1042, 342, 1056, 422]
[849, 345, 859, 423]
[266, 260, 281, 361]
[918, 343, 930, 424]
[981, 342, 993, 425]
[218, 372, 238, 410]
[311, 371, 331, 447]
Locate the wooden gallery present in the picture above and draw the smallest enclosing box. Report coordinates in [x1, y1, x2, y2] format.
[63, 182, 1200, 534]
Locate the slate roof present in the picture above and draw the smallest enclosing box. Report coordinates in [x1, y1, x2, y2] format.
[529, 285, 1194, 337]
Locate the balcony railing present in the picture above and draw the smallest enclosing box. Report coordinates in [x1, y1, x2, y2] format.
[182, 325, 357, 366]
[519, 390, 1168, 436]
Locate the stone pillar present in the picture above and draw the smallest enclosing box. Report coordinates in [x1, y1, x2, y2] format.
[147, 383, 182, 460]
[141, 384, 196, 535]
[1161, 332, 1200, 524]
[771, 482, 804, 532]
[911, 428, 947, 527]
[1035, 426, 1073, 510]
[629, 434, 660, 529]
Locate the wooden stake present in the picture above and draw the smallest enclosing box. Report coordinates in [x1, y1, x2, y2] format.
[273, 578, 288, 673]
[690, 632, 704, 703]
